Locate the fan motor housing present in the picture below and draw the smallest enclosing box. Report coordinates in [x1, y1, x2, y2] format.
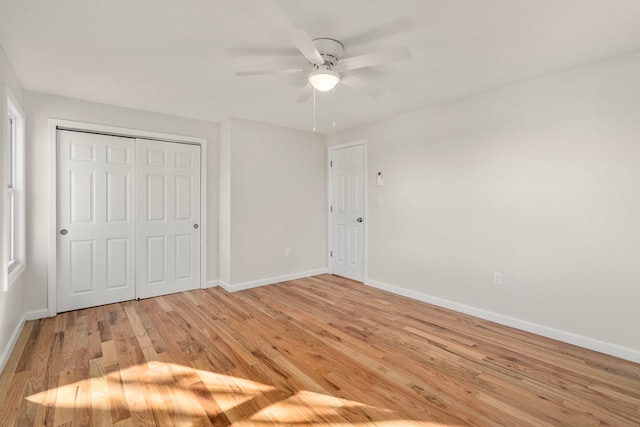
[312, 38, 344, 66]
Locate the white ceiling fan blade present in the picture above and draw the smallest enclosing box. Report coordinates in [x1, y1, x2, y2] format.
[339, 46, 412, 71]
[340, 74, 385, 98]
[294, 83, 313, 103]
[285, 28, 324, 65]
[236, 68, 306, 76]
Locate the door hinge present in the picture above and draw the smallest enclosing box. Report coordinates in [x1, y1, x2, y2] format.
[330, 161, 333, 167]
[330, 205, 333, 212]
[330, 250, 333, 257]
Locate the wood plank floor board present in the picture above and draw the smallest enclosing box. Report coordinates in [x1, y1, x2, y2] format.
[1, 274, 638, 426]
[0, 322, 33, 403]
[0, 371, 30, 427]
[296, 280, 638, 422]
[248, 283, 538, 423]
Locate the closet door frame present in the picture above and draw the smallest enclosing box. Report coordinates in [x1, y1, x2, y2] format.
[47, 118, 208, 316]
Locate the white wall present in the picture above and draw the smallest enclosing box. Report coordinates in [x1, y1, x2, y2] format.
[328, 51, 640, 360]
[219, 118, 327, 288]
[23, 92, 219, 312]
[0, 44, 27, 371]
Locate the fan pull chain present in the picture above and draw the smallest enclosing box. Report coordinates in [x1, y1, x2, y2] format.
[332, 88, 337, 127]
[312, 88, 317, 132]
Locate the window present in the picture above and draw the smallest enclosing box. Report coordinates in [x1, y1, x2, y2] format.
[8, 116, 15, 264]
[4, 85, 25, 288]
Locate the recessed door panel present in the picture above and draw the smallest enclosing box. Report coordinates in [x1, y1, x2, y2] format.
[349, 174, 359, 213]
[107, 172, 129, 222]
[147, 149, 166, 167]
[106, 237, 128, 289]
[175, 234, 192, 279]
[70, 240, 94, 294]
[349, 225, 359, 265]
[147, 236, 166, 284]
[70, 170, 94, 224]
[175, 176, 192, 220]
[107, 146, 129, 164]
[175, 152, 192, 169]
[70, 142, 94, 162]
[336, 225, 345, 262]
[147, 174, 166, 221]
[337, 175, 346, 213]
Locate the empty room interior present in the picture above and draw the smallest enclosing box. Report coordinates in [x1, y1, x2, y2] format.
[0, 0, 639, 425]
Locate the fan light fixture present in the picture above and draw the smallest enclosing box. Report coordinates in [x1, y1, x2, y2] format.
[308, 68, 339, 92]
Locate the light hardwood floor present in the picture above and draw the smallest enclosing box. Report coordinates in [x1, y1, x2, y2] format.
[0, 274, 638, 426]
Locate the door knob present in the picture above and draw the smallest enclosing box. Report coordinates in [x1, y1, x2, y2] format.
[356, 217, 363, 223]
[193, 224, 199, 229]
[60, 229, 68, 235]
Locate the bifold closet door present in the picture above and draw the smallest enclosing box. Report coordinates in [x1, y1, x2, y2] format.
[57, 130, 136, 312]
[135, 139, 201, 299]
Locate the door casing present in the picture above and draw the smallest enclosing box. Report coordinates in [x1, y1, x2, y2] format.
[48, 118, 208, 316]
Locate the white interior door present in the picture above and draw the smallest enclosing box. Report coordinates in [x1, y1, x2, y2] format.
[330, 144, 365, 281]
[135, 139, 201, 299]
[57, 130, 136, 312]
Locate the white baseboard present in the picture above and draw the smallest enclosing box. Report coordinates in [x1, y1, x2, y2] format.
[365, 278, 640, 363]
[219, 268, 328, 292]
[205, 280, 219, 288]
[0, 314, 26, 375]
[25, 309, 49, 321]
[0, 308, 48, 375]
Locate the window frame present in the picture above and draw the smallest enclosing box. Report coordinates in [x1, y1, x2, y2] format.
[4, 85, 25, 289]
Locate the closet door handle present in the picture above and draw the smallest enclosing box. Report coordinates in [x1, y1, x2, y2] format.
[60, 229, 68, 235]
[193, 224, 199, 229]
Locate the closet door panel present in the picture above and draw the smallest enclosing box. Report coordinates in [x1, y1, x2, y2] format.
[136, 139, 201, 299]
[57, 130, 135, 312]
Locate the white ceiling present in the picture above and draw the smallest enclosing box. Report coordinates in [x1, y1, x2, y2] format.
[1, 0, 639, 134]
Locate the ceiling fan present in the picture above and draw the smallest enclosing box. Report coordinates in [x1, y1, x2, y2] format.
[235, 28, 412, 103]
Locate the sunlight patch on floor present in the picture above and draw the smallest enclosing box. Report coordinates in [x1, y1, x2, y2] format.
[26, 361, 457, 426]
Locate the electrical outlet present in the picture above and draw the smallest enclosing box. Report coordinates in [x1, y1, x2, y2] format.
[285, 248, 292, 256]
[493, 272, 502, 285]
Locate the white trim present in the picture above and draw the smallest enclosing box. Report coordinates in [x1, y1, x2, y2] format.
[0, 313, 26, 374]
[7, 261, 25, 285]
[219, 269, 328, 292]
[329, 140, 368, 151]
[48, 120, 57, 316]
[327, 140, 367, 282]
[206, 280, 219, 288]
[199, 138, 208, 296]
[25, 309, 49, 321]
[3, 85, 26, 290]
[0, 308, 47, 374]
[48, 118, 208, 316]
[365, 278, 640, 363]
[51, 119, 206, 145]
